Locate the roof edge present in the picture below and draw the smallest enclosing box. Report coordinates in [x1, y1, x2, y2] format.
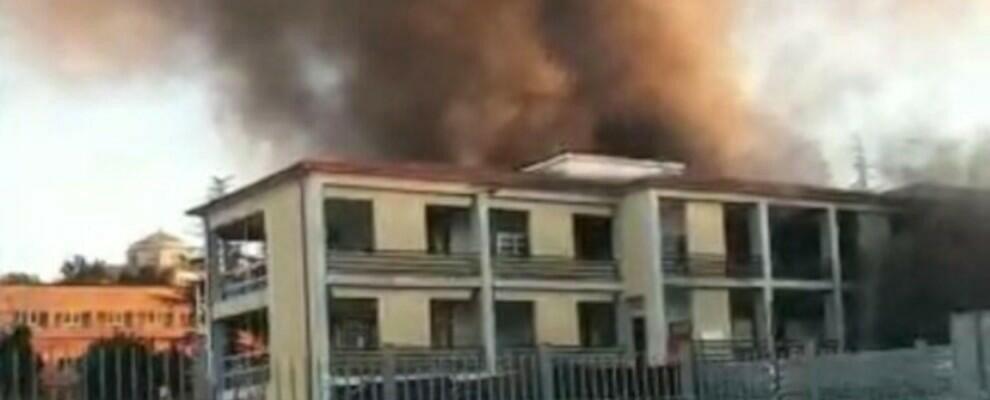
[186, 161, 311, 217]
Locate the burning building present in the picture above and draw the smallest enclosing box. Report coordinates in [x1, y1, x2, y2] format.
[189, 152, 909, 398]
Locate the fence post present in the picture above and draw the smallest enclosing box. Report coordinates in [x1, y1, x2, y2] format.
[679, 343, 696, 399]
[382, 346, 398, 400]
[805, 340, 821, 400]
[537, 345, 556, 400]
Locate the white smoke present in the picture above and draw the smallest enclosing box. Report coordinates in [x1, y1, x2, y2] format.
[736, 0, 990, 187]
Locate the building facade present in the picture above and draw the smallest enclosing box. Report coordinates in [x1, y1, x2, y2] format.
[0, 285, 197, 363]
[190, 153, 894, 398]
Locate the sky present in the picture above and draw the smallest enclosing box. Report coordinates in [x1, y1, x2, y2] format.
[0, 31, 235, 279]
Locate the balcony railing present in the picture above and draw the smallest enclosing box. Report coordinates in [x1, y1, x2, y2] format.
[494, 256, 619, 281]
[327, 250, 480, 276]
[772, 257, 832, 280]
[662, 253, 763, 278]
[219, 260, 268, 300]
[222, 352, 270, 389]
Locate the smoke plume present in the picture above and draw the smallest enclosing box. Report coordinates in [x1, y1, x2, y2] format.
[4, 0, 990, 184]
[2, 0, 753, 175]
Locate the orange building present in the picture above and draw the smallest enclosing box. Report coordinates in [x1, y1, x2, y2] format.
[0, 284, 196, 364]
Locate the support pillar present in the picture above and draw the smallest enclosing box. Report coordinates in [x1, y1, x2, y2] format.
[647, 194, 668, 363]
[757, 201, 776, 355]
[473, 192, 497, 372]
[825, 206, 846, 351]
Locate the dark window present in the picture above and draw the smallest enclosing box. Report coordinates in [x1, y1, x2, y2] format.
[430, 300, 457, 348]
[660, 200, 687, 258]
[495, 301, 534, 348]
[330, 299, 379, 350]
[81, 312, 92, 328]
[573, 215, 613, 260]
[38, 312, 49, 328]
[124, 312, 134, 327]
[579, 302, 617, 347]
[325, 199, 374, 251]
[426, 206, 472, 254]
[490, 209, 529, 257]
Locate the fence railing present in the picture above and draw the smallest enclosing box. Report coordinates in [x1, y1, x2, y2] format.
[493, 257, 619, 281]
[0, 345, 200, 400]
[321, 347, 687, 400]
[662, 253, 764, 278]
[327, 250, 480, 276]
[0, 341, 964, 400]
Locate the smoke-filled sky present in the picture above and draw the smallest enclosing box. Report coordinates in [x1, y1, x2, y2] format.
[1, 0, 989, 278]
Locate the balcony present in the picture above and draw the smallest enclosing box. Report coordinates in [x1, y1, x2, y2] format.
[219, 259, 268, 300]
[327, 250, 480, 276]
[494, 256, 619, 281]
[662, 253, 763, 278]
[222, 352, 270, 389]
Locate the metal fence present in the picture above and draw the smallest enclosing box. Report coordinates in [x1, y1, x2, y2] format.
[319, 348, 687, 400]
[0, 343, 962, 400]
[0, 346, 202, 400]
[694, 341, 955, 400]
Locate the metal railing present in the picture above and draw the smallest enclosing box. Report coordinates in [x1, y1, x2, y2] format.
[220, 261, 268, 300]
[322, 347, 688, 400]
[772, 257, 833, 280]
[493, 256, 619, 281]
[327, 250, 480, 276]
[0, 344, 200, 400]
[222, 352, 271, 390]
[662, 253, 764, 278]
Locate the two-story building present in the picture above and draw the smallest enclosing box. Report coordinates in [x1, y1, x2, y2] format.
[189, 153, 893, 398]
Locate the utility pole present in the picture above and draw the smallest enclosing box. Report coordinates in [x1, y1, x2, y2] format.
[208, 175, 235, 200]
[852, 135, 871, 190]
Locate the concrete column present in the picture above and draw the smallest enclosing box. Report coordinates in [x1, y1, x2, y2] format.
[757, 201, 775, 354]
[473, 192, 497, 371]
[648, 194, 669, 363]
[210, 321, 229, 393]
[825, 206, 846, 350]
[302, 176, 331, 392]
[202, 216, 219, 384]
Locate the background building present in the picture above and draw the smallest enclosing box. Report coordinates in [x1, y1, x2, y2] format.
[0, 285, 197, 363]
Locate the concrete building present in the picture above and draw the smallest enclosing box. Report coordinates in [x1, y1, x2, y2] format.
[0, 285, 197, 363]
[123, 230, 203, 287]
[127, 230, 191, 270]
[189, 153, 893, 398]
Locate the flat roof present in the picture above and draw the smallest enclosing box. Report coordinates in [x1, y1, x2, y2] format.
[188, 157, 894, 215]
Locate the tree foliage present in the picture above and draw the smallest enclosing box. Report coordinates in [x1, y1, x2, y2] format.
[59, 255, 114, 284]
[0, 272, 42, 285]
[0, 326, 41, 398]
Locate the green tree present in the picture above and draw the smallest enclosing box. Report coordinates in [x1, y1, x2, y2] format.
[117, 266, 172, 285]
[0, 272, 41, 285]
[79, 337, 191, 400]
[0, 326, 41, 398]
[59, 255, 114, 284]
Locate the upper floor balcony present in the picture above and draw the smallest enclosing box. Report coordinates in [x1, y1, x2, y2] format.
[662, 253, 763, 278]
[214, 213, 269, 300]
[327, 250, 480, 277]
[493, 256, 619, 281]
